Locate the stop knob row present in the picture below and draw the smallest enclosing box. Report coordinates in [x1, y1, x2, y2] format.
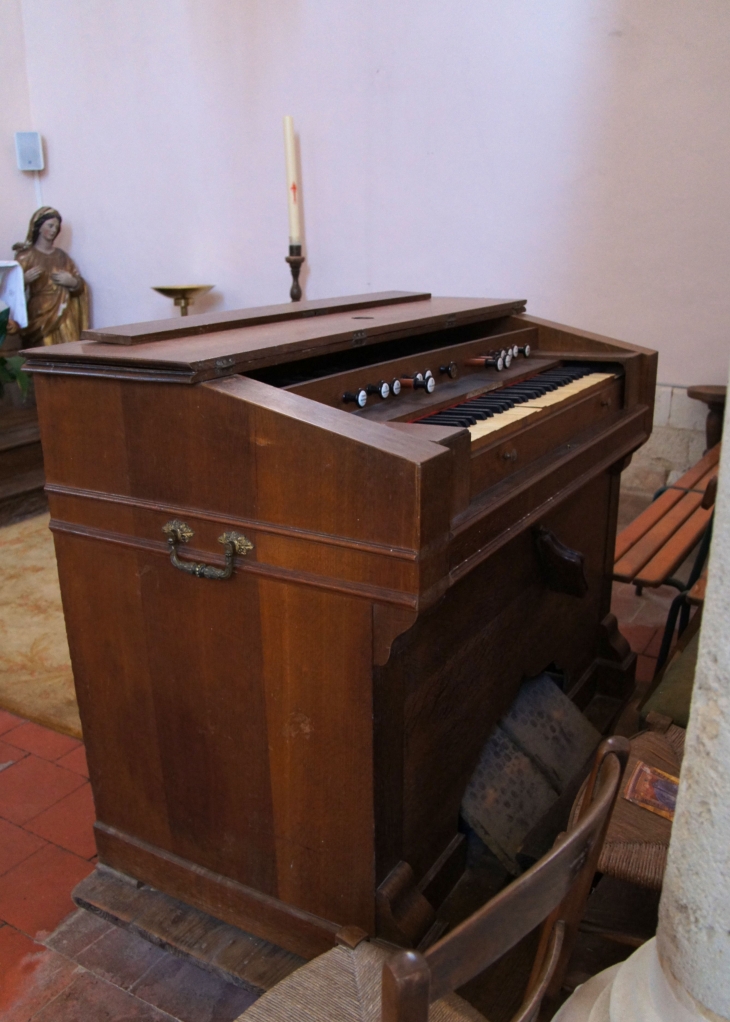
[342, 345, 530, 405]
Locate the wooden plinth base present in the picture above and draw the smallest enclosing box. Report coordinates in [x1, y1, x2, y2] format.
[0, 404, 46, 527]
[73, 866, 305, 994]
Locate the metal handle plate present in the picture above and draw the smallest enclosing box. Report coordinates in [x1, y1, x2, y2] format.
[162, 520, 253, 580]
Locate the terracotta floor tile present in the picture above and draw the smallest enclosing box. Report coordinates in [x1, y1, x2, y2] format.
[619, 624, 655, 655]
[32, 971, 179, 1021]
[2, 721, 81, 761]
[0, 924, 79, 1022]
[0, 754, 86, 825]
[0, 816, 46, 876]
[636, 654, 658, 685]
[75, 924, 169, 990]
[25, 782, 97, 859]
[44, 906, 113, 958]
[0, 709, 23, 735]
[611, 582, 640, 619]
[131, 953, 257, 1022]
[644, 627, 665, 659]
[0, 842, 94, 937]
[57, 743, 90, 777]
[0, 737, 28, 769]
[613, 586, 675, 631]
[632, 591, 675, 629]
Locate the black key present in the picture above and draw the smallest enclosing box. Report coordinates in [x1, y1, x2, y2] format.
[505, 387, 550, 398]
[520, 381, 556, 388]
[453, 408, 491, 421]
[496, 391, 531, 404]
[467, 395, 512, 405]
[426, 413, 476, 427]
[468, 403, 513, 415]
[470, 396, 514, 409]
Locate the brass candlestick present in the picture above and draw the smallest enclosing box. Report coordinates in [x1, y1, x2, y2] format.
[152, 285, 214, 317]
[285, 245, 305, 302]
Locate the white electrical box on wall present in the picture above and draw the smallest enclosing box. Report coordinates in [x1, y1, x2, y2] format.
[15, 132, 45, 171]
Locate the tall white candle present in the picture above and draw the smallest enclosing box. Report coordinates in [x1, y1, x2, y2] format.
[283, 115, 302, 245]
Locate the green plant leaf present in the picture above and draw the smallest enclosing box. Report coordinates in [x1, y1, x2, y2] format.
[0, 355, 30, 398]
[6, 356, 30, 397]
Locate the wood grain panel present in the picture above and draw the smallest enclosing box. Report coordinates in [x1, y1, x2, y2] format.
[51, 529, 173, 851]
[94, 823, 341, 960]
[258, 583, 376, 928]
[26, 297, 527, 383]
[83, 291, 431, 345]
[36, 373, 454, 555]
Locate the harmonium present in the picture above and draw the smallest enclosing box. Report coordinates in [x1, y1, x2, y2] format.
[25, 291, 656, 958]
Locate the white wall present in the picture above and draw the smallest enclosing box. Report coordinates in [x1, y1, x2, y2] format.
[0, 0, 36, 270]
[3, 0, 729, 386]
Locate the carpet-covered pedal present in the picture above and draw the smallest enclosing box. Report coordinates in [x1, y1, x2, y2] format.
[461, 673, 601, 873]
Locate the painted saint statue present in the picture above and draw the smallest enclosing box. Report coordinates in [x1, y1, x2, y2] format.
[13, 207, 89, 347]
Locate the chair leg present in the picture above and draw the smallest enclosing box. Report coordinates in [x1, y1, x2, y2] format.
[676, 515, 713, 640]
[678, 599, 692, 638]
[686, 514, 714, 591]
[655, 592, 687, 676]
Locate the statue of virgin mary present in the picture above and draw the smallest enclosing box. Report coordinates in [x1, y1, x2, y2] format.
[13, 207, 89, 347]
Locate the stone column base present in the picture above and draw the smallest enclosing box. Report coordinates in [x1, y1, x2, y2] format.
[553, 938, 727, 1022]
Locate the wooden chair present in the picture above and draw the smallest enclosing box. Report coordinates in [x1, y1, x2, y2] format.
[568, 730, 679, 895]
[237, 737, 629, 1022]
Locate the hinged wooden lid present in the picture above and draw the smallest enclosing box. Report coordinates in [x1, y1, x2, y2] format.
[23, 293, 527, 385]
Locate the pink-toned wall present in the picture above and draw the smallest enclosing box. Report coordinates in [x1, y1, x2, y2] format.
[0, 0, 36, 266]
[2, 0, 729, 385]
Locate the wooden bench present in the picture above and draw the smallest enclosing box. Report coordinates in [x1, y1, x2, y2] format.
[614, 443, 720, 594]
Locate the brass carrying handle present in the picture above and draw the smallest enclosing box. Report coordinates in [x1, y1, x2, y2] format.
[162, 520, 253, 580]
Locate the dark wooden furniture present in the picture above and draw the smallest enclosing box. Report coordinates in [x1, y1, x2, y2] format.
[613, 444, 719, 595]
[382, 738, 628, 1022]
[73, 867, 305, 993]
[25, 292, 656, 960]
[237, 739, 628, 1022]
[0, 399, 46, 525]
[687, 384, 726, 450]
[569, 732, 677, 895]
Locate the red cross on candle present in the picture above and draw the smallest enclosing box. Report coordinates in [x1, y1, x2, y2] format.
[284, 115, 302, 244]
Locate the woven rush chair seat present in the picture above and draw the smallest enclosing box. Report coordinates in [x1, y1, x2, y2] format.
[569, 731, 679, 891]
[236, 939, 486, 1022]
[237, 738, 629, 1022]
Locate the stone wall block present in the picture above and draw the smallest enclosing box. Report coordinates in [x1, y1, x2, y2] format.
[654, 385, 672, 427]
[669, 387, 708, 432]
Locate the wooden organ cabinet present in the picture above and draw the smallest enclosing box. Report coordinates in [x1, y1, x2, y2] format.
[25, 292, 657, 959]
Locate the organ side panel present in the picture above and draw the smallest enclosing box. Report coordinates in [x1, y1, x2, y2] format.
[34, 369, 456, 957]
[374, 469, 620, 887]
